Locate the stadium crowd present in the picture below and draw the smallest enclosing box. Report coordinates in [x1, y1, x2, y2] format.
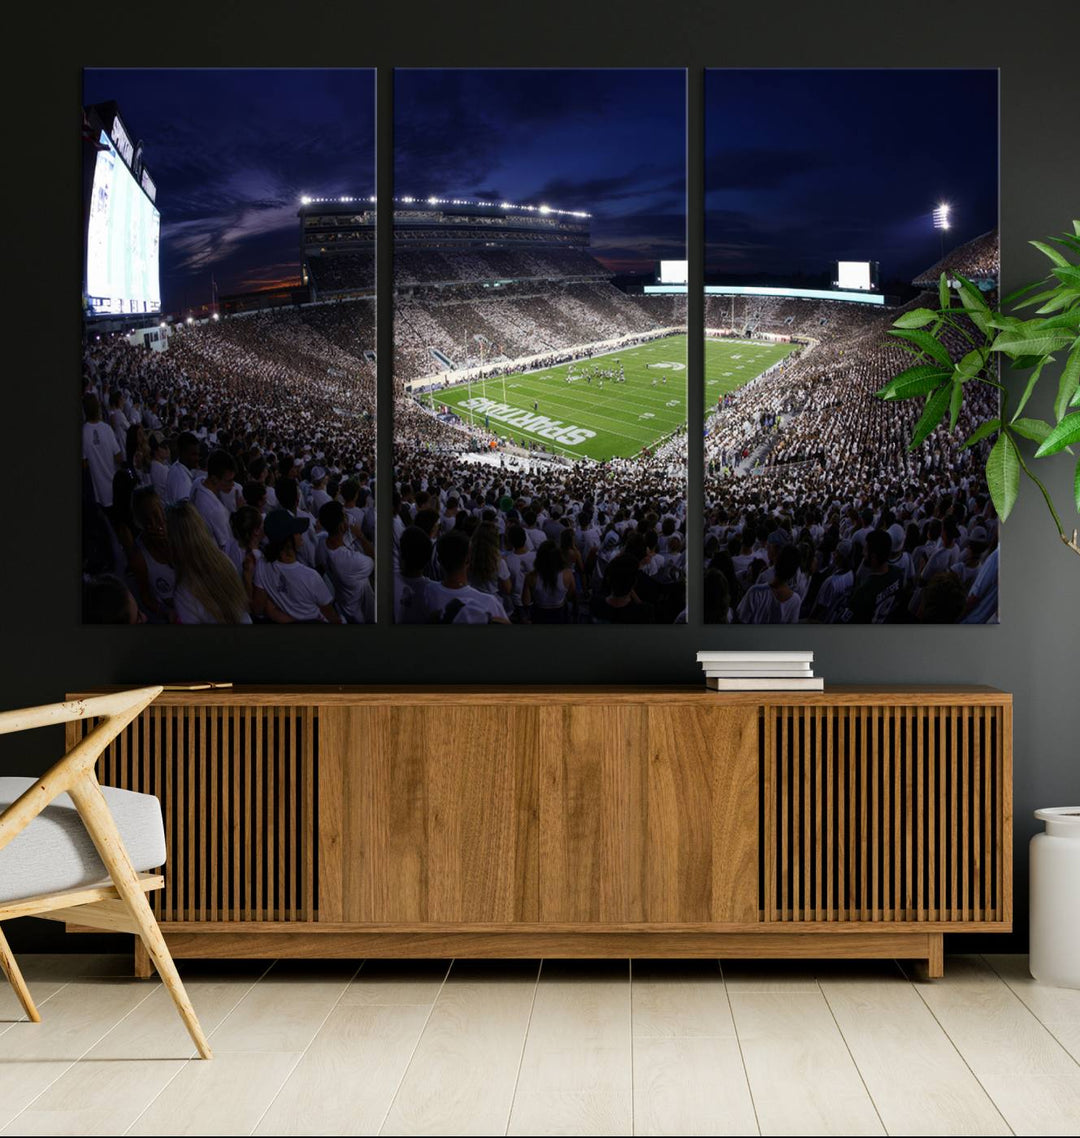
[81, 309, 377, 624]
[702, 293, 1000, 624]
[81, 232, 999, 625]
[395, 281, 675, 380]
[391, 439, 687, 625]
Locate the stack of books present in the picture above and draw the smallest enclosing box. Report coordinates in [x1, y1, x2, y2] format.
[696, 651, 823, 691]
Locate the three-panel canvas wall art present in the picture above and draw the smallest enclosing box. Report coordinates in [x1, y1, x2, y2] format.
[81, 67, 999, 625]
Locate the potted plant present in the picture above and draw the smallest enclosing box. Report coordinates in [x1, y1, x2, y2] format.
[875, 219, 1080, 556]
[877, 219, 1080, 985]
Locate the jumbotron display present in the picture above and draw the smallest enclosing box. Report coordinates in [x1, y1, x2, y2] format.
[659, 260, 689, 284]
[836, 260, 875, 292]
[85, 130, 160, 316]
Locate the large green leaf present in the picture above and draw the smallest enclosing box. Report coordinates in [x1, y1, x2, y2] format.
[992, 329, 1075, 357]
[1015, 286, 1070, 310]
[1036, 289, 1080, 315]
[1010, 417, 1053, 444]
[1010, 357, 1049, 421]
[1035, 412, 1080, 457]
[889, 328, 953, 368]
[948, 380, 964, 431]
[1051, 233, 1080, 254]
[909, 383, 952, 450]
[955, 274, 991, 334]
[962, 419, 1001, 449]
[875, 364, 951, 401]
[939, 272, 950, 311]
[986, 433, 1020, 521]
[988, 317, 1028, 334]
[1055, 344, 1080, 423]
[1052, 265, 1080, 288]
[893, 307, 937, 329]
[1031, 239, 1070, 267]
[1036, 312, 1080, 333]
[955, 349, 987, 381]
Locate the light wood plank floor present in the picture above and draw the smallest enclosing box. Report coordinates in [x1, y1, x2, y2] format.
[1, 954, 1079, 1135]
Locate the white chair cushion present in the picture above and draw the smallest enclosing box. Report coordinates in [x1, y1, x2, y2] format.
[0, 777, 166, 904]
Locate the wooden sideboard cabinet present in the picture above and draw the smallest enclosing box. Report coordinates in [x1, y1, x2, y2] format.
[66, 686, 1012, 977]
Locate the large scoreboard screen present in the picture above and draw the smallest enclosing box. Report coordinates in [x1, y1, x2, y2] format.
[85, 131, 161, 316]
[835, 260, 876, 292]
[658, 259, 688, 284]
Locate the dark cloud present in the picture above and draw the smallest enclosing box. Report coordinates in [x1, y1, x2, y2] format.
[705, 147, 828, 191]
[528, 163, 684, 212]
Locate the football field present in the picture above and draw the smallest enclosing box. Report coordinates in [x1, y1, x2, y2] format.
[421, 334, 798, 462]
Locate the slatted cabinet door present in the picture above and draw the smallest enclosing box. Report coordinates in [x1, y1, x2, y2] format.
[71, 702, 318, 924]
[762, 702, 1009, 927]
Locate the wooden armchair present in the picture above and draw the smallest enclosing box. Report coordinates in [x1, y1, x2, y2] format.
[0, 687, 211, 1059]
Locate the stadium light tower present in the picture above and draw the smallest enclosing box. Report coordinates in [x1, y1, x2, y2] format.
[933, 202, 951, 260]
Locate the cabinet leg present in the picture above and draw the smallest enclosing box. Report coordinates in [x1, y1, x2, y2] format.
[927, 934, 944, 979]
[134, 937, 151, 979]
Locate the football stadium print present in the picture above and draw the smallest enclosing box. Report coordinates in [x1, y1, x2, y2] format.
[81, 69, 377, 625]
[80, 67, 998, 626]
[393, 68, 688, 625]
[701, 69, 999, 625]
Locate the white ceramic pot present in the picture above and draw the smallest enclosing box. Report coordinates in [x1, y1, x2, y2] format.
[1030, 808, 1080, 987]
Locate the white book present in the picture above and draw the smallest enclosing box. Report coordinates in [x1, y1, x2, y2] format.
[705, 664, 814, 673]
[706, 677, 824, 691]
[702, 662, 811, 673]
[697, 650, 814, 663]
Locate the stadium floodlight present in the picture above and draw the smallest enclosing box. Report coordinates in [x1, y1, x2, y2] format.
[428, 196, 439, 204]
[538, 204, 551, 214]
[212, 312, 220, 321]
[300, 195, 312, 205]
[933, 203, 951, 231]
[186, 316, 194, 325]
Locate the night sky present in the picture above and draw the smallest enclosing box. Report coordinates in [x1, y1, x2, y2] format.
[83, 69, 376, 312]
[706, 69, 998, 285]
[394, 69, 687, 274]
[83, 68, 996, 311]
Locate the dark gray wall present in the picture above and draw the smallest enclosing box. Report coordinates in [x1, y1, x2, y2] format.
[3, 1, 1078, 952]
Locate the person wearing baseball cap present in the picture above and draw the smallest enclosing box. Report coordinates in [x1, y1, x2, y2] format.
[308, 466, 331, 516]
[887, 522, 914, 585]
[253, 509, 341, 623]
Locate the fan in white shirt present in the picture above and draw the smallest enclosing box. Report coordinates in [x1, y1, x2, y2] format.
[165, 432, 200, 505]
[394, 527, 443, 623]
[108, 391, 130, 453]
[503, 525, 537, 612]
[149, 437, 171, 502]
[425, 531, 510, 624]
[190, 450, 237, 552]
[318, 500, 374, 623]
[254, 509, 341, 624]
[81, 394, 123, 508]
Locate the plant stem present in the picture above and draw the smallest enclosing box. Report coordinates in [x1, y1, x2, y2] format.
[941, 315, 982, 351]
[1012, 439, 1080, 558]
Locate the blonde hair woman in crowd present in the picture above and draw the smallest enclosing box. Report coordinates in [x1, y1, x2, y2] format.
[166, 501, 252, 624]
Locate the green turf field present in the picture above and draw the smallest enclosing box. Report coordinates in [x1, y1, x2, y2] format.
[421, 334, 797, 462]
